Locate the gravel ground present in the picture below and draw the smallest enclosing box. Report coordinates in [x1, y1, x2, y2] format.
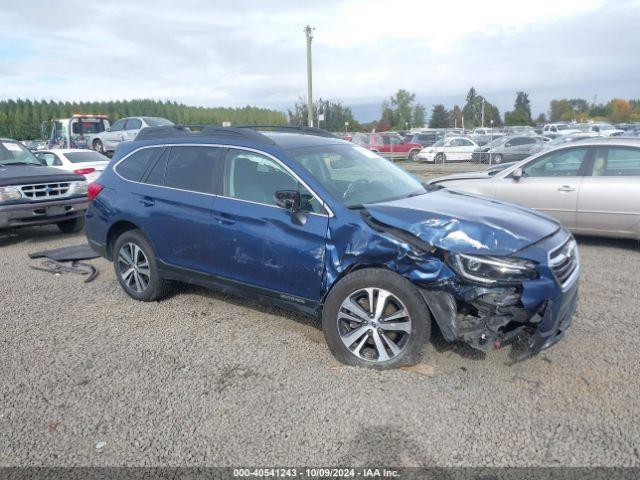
[1, 225, 639, 467]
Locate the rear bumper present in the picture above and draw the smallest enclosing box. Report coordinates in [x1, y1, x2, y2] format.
[0, 197, 88, 229]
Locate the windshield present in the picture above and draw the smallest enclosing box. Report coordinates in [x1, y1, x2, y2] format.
[143, 117, 174, 127]
[63, 151, 109, 163]
[289, 144, 427, 208]
[0, 141, 42, 166]
[556, 125, 570, 130]
[432, 139, 445, 147]
[487, 136, 508, 147]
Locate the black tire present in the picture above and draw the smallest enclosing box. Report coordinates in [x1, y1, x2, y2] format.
[322, 268, 431, 369]
[493, 154, 503, 164]
[435, 152, 446, 164]
[56, 216, 85, 233]
[93, 139, 104, 154]
[112, 229, 171, 302]
[408, 149, 419, 162]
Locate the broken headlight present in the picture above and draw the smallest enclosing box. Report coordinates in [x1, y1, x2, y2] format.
[450, 253, 538, 285]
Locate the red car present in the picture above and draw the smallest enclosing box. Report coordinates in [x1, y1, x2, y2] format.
[352, 133, 423, 161]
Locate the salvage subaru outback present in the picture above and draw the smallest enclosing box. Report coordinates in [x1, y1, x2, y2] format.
[85, 126, 579, 369]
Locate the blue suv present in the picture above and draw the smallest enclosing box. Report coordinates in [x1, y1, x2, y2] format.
[85, 126, 580, 369]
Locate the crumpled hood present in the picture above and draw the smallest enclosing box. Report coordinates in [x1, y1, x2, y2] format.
[364, 189, 560, 255]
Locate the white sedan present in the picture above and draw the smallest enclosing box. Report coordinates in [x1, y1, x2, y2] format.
[416, 137, 479, 163]
[34, 149, 110, 183]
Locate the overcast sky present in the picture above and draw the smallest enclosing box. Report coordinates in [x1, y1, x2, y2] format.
[1, 0, 639, 121]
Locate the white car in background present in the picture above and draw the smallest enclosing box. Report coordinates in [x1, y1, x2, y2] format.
[416, 136, 479, 163]
[542, 123, 581, 137]
[574, 123, 624, 137]
[92, 116, 174, 154]
[33, 149, 110, 183]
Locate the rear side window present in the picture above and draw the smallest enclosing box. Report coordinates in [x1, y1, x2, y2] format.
[116, 148, 160, 181]
[592, 147, 640, 177]
[164, 146, 220, 193]
[126, 118, 142, 130]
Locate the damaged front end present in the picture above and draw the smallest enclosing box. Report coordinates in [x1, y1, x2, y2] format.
[324, 190, 580, 358]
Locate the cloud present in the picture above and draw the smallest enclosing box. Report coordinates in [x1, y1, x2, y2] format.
[0, 0, 638, 120]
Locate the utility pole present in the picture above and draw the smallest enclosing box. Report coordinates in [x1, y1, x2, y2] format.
[481, 98, 485, 128]
[304, 25, 315, 128]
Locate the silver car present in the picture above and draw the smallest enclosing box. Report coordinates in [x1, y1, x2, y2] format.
[429, 138, 640, 240]
[92, 117, 173, 154]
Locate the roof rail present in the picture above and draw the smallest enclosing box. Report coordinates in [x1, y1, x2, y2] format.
[134, 124, 275, 144]
[134, 124, 337, 143]
[201, 126, 275, 144]
[133, 125, 193, 141]
[237, 125, 338, 138]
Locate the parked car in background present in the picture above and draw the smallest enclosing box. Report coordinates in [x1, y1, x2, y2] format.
[92, 117, 174, 154]
[429, 138, 640, 240]
[542, 123, 581, 138]
[85, 125, 578, 368]
[621, 130, 640, 137]
[573, 123, 624, 137]
[47, 114, 110, 150]
[22, 140, 48, 151]
[0, 138, 88, 232]
[352, 133, 423, 161]
[404, 131, 443, 147]
[542, 134, 594, 149]
[472, 135, 544, 164]
[416, 137, 479, 163]
[423, 161, 519, 184]
[34, 149, 110, 183]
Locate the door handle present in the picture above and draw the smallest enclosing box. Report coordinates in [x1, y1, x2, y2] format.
[213, 212, 236, 225]
[138, 197, 154, 207]
[557, 185, 576, 192]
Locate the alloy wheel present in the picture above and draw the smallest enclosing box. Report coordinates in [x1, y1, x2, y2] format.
[337, 288, 412, 362]
[118, 242, 150, 293]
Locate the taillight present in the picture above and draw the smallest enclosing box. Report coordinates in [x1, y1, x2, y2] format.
[74, 167, 96, 175]
[87, 182, 104, 201]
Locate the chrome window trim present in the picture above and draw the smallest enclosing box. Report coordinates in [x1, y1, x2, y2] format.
[112, 143, 334, 217]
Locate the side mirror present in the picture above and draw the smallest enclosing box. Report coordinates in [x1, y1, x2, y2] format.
[274, 190, 307, 226]
[106, 127, 111, 132]
[274, 190, 300, 211]
[512, 167, 523, 180]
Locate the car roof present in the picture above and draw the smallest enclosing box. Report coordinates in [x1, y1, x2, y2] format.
[117, 127, 347, 158]
[261, 132, 346, 149]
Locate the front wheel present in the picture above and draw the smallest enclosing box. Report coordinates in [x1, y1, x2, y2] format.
[322, 269, 430, 369]
[435, 152, 446, 164]
[57, 217, 85, 233]
[492, 154, 503, 164]
[112, 230, 171, 301]
[408, 149, 419, 162]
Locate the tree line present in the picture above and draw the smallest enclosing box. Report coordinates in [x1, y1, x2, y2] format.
[0, 99, 288, 140]
[421, 89, 640, 130]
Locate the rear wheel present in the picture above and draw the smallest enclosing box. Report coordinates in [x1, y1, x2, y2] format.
[93, 139, 104, 154]
[112, 230, 171, 301]
[322, 269, 430, 369]
[57, 217, 85, 233]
